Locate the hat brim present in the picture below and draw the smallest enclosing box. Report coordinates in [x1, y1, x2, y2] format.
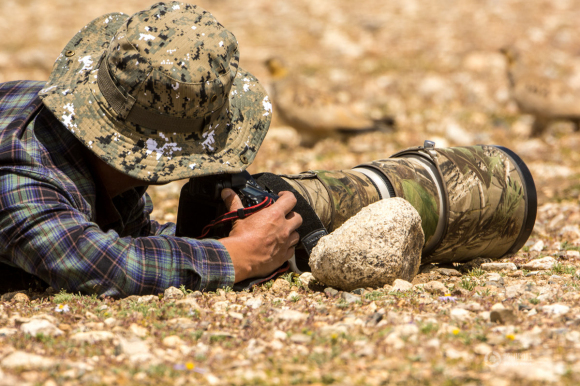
[39, 13, 272, 183]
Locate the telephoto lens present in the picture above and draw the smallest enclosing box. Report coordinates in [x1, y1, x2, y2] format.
[254, 141, 536, 272]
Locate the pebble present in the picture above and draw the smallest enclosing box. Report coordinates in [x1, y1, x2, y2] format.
[12, 293, 30, 303]
[289, 333, 312, 344]
[529, 240, 544, 252]
[287, 291, 300, 301]
[522, 256, 556, 271]
[423, 280, 447, 295]
[542, 304, 570, 316]
[450, 308, 472, 322]
[275, 310, 308, 321]
[70, 331, 115, 343]
[392, 279, 413, 292]
[271, 279, 291, 293]
[437, 268, 462, 276]
[341, 292, 362, 304]
[298, 272, 315, 287]
[163, 286, 184, 300]
[162, 335, 185, 347]
[245, 297, 263, 309]
[21, 319, 63, 337]
[116, 336, 154, 363]
[324, 287, 339, 297]
[1, 351, 56, 370]
[480, 262, 517, 272]
[490, 308, 517, 324]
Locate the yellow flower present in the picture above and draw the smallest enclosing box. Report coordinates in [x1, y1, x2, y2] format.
[444, 293, 451, 297]
[452, 328, 460, 335]
[331, 333, 338, 340]
[185, 362, 195, 370]
[506, 334, 515, 341]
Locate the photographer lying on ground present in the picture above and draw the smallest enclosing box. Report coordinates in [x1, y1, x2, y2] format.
[0, 2, 302, 297]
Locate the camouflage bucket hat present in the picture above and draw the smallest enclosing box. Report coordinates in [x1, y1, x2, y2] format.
[39, 2, 272, 182]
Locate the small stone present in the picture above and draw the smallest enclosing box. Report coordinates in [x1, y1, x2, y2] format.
[508, 270, 524, 277]
[522, 256, 556, 271]
[490, 309, 517, 324]
[543, 304, 570, 316]
[392, 279, 413, 292]
[271, 279, 291, 293]
[1, 351, 56, 370]
[451, 288, 470, 297]
[21, 319, 63, 337]
[423, 281, 447, 295]
[163, 286, 184, 300]
[116, 336, 153, 363]
[341, 292, 361, 304]
[186, 291, 203, 298]
[175, 298, 201, 309]
[491, 303, 506, 311]
[104, 318, 117, 327]
[384, 333, 405, 349]
[473, 343, 493, 355]
[129, 323, 148, 337]
[0, 291, 27, 302]
[273, 330, 287, 340]
[480, 263, 517, 272]
[564, 250, 580, 259]
[137, 295, 158, 304]
[450, 308, 472, 322]
[70, 331, 115, 343]
[485, 273, 504, 284]
[12, 293, 30, 303]
[351, 288, 365, 295]
[310, 198, 424, 291]
[289, 333, 312, 344]
[505, 285, 524, 298]
[298, 272, 314, 287]
[324, 287, 339, 297]
[162, 335, 185, 348]
[529, 240, 544, 252]
[437, 268, 461, 277]
[275, 310, 308, 322]
[245, 297, 263, 309]
[0, 328, 18, 336]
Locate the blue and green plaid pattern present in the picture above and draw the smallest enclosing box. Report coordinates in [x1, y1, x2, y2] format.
[0, 81, 234, 297]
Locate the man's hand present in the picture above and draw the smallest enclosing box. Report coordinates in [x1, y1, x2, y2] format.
[219, 188, 302, 282]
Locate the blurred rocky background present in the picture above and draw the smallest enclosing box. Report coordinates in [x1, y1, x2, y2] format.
[3, 0, 580, 225]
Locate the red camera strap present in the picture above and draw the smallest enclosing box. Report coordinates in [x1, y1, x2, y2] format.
[197, 197, 275, 239]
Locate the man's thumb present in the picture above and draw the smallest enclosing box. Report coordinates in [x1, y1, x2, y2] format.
[221, 188, 244, 211]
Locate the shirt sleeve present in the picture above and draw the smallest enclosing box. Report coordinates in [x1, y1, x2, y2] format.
[0, 173, 235, 297]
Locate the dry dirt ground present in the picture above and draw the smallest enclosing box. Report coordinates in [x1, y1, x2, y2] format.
[2, 0, 580, 385]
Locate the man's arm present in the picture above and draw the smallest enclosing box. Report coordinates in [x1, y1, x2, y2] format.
[0, 173, 235, 297]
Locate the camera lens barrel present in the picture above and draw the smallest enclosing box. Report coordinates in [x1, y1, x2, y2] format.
[278, 142, 536, 265]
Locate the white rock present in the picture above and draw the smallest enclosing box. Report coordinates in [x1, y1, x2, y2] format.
[287, 291, 300, 301]
[129, 323, 148, 337]
[310, 198, 424, 291]
[162, 335, 185, 348]
[480, 263, 517, 272]
[20, 319, 63, 337]
[393, 324, 419, 338]
[473, 343, 492, 355]
[450, 308, 472, 322]
[298, 272, 315, 287]
[275, 310, 308, 321]
[137, 295, 158, 304]
[392, 279, 413, 292]
[1, 351, 56, 369]
[245, 297, 263, 309]
[523, 256, 556, 271]
[70, 331, 115, 343]
[117, 337, 155, 363]
[163, 286, 184, 300]
[212, 301, 229, 313]
[384, 333, 405, 349]
[529, 240, 545, 252]
[543, 304, 570, 316]
[423, 281, 447, 295]
[273, 330, 287, 340]
[495, 359, 564, 383]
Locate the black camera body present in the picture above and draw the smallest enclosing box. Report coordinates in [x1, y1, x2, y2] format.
[175, 171, 278, 238]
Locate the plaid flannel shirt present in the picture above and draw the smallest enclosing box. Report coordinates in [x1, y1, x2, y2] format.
[0, 81, 235, 297]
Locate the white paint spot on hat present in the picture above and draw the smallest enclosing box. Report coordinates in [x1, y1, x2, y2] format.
[189, 163, 197, 170]
[62, 89, 71, 95]
[201, 130, 216, 152]
[262, 96, 272, 116]
[172, 82, 179, 91]
[40, 85, 57, 94]
[139, 34, 156, 41]
[219, 41, 224, 47]
[77, 55, 93, 74]
[145, 138, 182, 161]
[243, 84, 250, 92]
[61, 103, 78, 131]
[191, 26, 197, 30]
[172, 4, 180, 10]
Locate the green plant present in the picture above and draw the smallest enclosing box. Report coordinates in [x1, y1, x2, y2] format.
[529, 297, 540, 305]
[468, 268, 485, 277]
[179, 284, 194, 295]
[476, 288, 491, 297]
[460, 277, 476, 291]
[364, 291, 385, 301]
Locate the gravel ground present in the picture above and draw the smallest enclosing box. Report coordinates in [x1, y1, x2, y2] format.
[2, 0, 580, 385]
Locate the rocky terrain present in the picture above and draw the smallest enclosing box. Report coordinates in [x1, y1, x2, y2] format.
[2, 0, 580, 385]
